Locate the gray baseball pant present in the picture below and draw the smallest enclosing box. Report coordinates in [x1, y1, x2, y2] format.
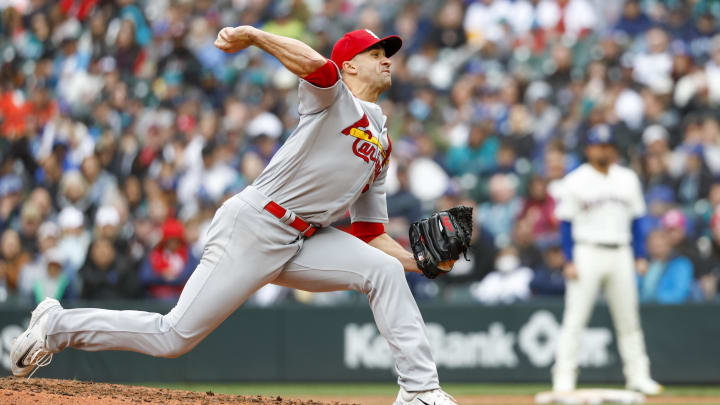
[44, 186, 439, 391]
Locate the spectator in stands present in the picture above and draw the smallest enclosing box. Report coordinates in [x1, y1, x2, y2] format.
[661, 209, 708, 279]
[478, 173, 522, 246]
[668, 118, 710, 177]
[494, 142, 525, 178]
[0, 229, 31, 297]
[178, 141, 237, 216]
[431, 0, 466, 49]
[446, 120, 498, 176]
[58, 170, 92, 215]
[94, 205, 125, 248]
[640, 185, 675, 235]
[22, 248, 73, 305]
[36, 222, 59, 256]
[470, 245, 533, 304]
[504, 104, 536, 160]
[140, 218, 198, 300]
[17, 201, 42, 255]
[36, 148, 65, 206]
[614, 0, 653, 37]
[545, 44, 574, 90]
[387, 164, 423, 225]
[512, 218, 544, 271]
[642, 125, 671, 158]
[531, 244, 567, 297]
[664, 7, 699, 46]
[633, 28, 673, 92]
[640, 229, 693, 303]
[0, 175, 23, 232]
[80, 237, 140, 300]
[526, 81, 561, 147]
[544, 142, 571, 199]
[27, 187, 53, 223]
[640, 126, 674, 189]
[3, 0, 720, 304]
[57, 206, 91, 276]
[517, 176, 558, 244]
[675, 145, 713, 207]
[19, 221, 60, 299]
[81, 154, 119, 208]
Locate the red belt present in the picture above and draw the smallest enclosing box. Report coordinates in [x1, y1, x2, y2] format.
[264, 201, 317, 238]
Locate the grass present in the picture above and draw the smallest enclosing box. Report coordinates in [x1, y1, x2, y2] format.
[141, 382, 402, 396]
[138, 381, 720, 398]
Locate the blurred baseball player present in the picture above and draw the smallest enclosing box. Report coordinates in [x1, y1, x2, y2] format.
[11, 27, 459, 405]
[553, 125, 662, 395]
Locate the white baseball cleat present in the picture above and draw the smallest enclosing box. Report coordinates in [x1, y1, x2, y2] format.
[552, 376, 576, 393]
[28, 297, 62, 329]
[10, 297, 62, 378]
[393, 387, 458, 405]
[626, 378, 663, 395]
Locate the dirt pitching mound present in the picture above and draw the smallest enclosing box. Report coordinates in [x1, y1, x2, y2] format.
[0, 377, 350, 405]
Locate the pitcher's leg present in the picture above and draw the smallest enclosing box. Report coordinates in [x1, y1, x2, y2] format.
[45, 196, 299, 358]
[552, 245, 604, 390]
[275, 227, 438, 392]
[605, 248, 651, 383]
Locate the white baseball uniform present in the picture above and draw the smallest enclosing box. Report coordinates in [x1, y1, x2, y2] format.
[41, 67, 440, 391]
[552, 163, 652, 390]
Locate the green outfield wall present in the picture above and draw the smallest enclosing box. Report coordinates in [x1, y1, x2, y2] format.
[0, 301, 717, 383]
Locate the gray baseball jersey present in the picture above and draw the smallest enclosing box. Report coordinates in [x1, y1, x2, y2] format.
[40, 68, 440, 392]
[254, 64, 390, 227]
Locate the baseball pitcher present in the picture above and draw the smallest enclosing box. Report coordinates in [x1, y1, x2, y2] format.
[552, 125, 662, 395]
[10, 27, 472, 405]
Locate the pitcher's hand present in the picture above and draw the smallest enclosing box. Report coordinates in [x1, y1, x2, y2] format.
[563, 262, 578, 280]
[214, 26, 255, 53]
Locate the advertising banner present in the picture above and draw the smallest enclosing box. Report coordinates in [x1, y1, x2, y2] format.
[0, 302, 717, 383]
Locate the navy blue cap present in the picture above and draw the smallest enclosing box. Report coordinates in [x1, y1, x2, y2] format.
[645, 185, 674, 204]
[586, 124, 615, 146]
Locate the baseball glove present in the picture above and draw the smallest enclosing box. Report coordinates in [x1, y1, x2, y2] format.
[409, 206, 473, 279]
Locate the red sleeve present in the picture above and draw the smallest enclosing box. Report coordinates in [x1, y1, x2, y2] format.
[302, 60, 339, 88]
[350, 221, 385, 244]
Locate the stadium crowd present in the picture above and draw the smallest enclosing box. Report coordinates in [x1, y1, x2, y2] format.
[2, 0, 720, 306]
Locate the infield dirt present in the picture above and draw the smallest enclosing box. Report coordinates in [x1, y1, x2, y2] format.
[0, 377, 344, 405]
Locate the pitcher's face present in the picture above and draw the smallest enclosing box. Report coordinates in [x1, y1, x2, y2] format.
[350, 45, 392, 92]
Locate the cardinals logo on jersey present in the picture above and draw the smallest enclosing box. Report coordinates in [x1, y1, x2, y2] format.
[342, 114, 392, 192]
[342, 115, 378, 164]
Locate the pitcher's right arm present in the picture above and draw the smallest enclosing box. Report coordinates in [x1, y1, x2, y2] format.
[214, 26, 327, 78]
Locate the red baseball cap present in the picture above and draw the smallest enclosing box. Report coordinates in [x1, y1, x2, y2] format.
[331, 29, 402, 69]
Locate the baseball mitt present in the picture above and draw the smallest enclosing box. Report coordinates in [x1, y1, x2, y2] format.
[409, 206, 473, 279]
